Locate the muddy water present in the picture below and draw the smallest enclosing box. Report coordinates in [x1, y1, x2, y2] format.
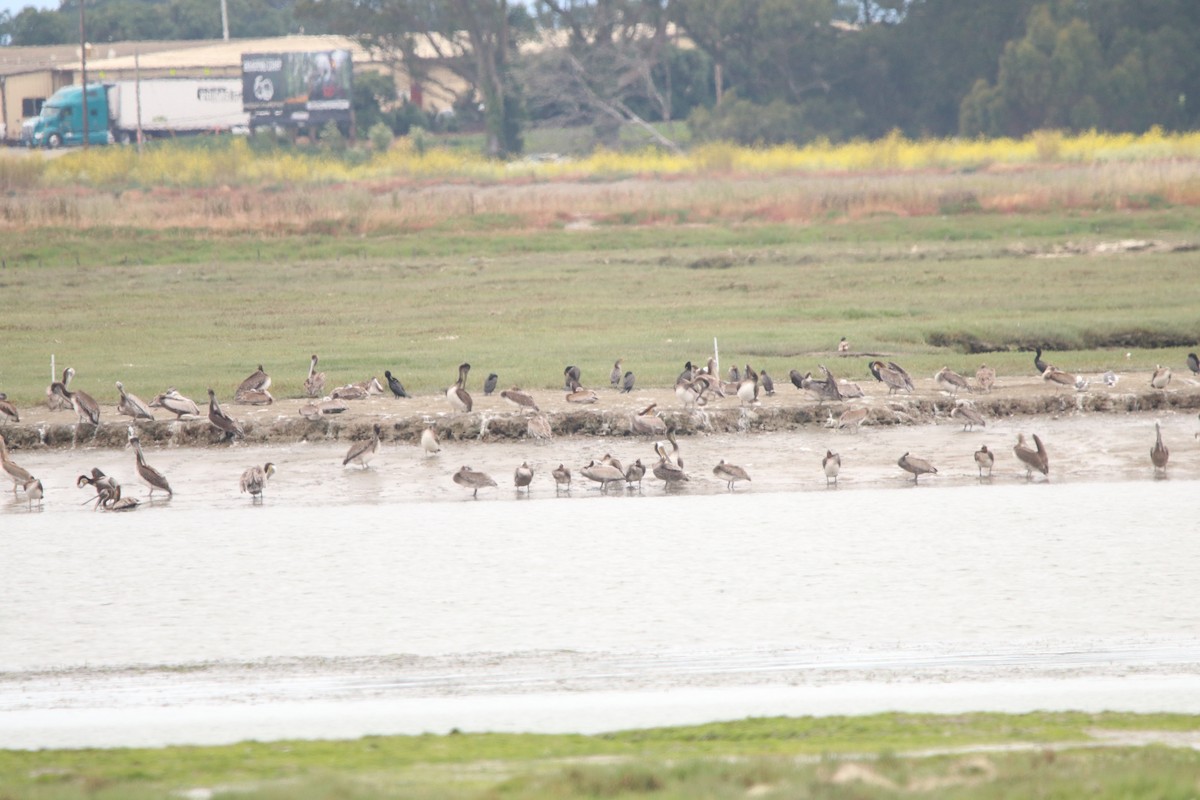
[2, 413, 1199, 748]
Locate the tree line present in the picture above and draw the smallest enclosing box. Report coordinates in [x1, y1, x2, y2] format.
[4, 0, 1197, 156]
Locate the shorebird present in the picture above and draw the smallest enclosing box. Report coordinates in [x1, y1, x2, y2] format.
[116, 382, 155, 421]
[713, 459, 751, 491]
[898, 452, 937, 483]
[624, 458, 646, 490]
[631, 403, 668, 435]
[822, 450, 841, 486]
[610, 360, 623, 388]
[562, 365, 581, 391]
[1150, 422, 1169, 473]
[581, 459, 625, 492]
[1150, 364, 1172, 391]
[53, 368, 100, 425]
[1013, 433, 1049, 479]
[527, 413, 553, 440]
[343, 423, 382, 469]
[950, 402, 986, 432]
[621, 371, 635, 393]
[501, 387, 539, 412]
[514, 462, 534, 493]
[150, 388, 200, 419]
[760, 370, 775, 396]
[240, 462, 276, 501]
[934, 367, 971, 396]
[1188, 352, 1199, 377]
[22, 477, 43, 509]
[46, 366, 72, 411]
[552, 463, 572, 492]
[869, 361, 912, 395]
[837, 406, 869, 434]
[447, 363, 473, 412]
[207, 389, 245, 441]
[974, 445, 994, 478]
[483, 373, 498, 396]
[237, 365, 271, 396]
[129, 435, 173, 498]
[384, 370, 409, 398]
[453, 465, 497, 498]
[304, 355, 326, 398]
[0, 393, 19, 424]
[975, 364, 996, 393]
[1, 435, 34, 495]
[420, 426, 441, 456]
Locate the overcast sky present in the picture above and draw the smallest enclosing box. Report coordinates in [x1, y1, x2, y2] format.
[2, 0, 58, 20]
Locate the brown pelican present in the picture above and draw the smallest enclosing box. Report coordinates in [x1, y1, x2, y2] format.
[343, 423, 382, 469]
[453, 465, 496, 498]
[1188, 353, 1199, 377]
[674, 377, 706, 408]
[562, 365, 581, 391]
[22, 477, 43, 509]
[601, 453, 624, 475]
[235, 388, 274, 405]
[47, 366, 72, 411]
[1013, 433, 1049, 479]
[736, 370, 759, 406]
[240, 462, 276, 500]
[1150, 364, 1172, 391]
[385, 370, 409, 398]
[53, 368, 100, 425]
[420, 426, 441, 456]
[566, 386, 599, 404]
[447, 363, 473, 412]
[798, 365, 842, 403]
[975, 364, 996, 393]
[514, 462, 534, 493]
[898, 452, 937, 483]
[1150, 422, 1169, 473]
[129, 435, 172, 498]
[1034, 346, 1050, 375]
[1042, 366, 1076, 387]
[77, 468, 119, 508]
[552, 463, 572, 492]
[207, 388, 245, 441]
[624, 459, 646, 490]
[631, 403, 668, 436]
[237, 365, 271, 396]
[713, 459, 751, 491]
[621, 371, 635, 393]
[974, 445, 994, 478]
[1, 435, 33, 495]
[822, 450, 841, 486]
[501, 387, 539, 412]
[527, 413, 553, 441]
[0, 393, 18, 424]
[610, 359, 623, 388]
[934, 367, 971, 396]
[150, 388, 200, 419]
[838, 337, 850, 354]
[581, 459, 625, 492]
[869, 361, 913, 395]
[359, 376, 387, 395]
[304, 355, 326, 398]
[950, 402, 986, 431]
[651, 445, 688, 485]
[836, 406, 869, 434]
[115, 382, 155, 421]
[331, 384, 369, 400]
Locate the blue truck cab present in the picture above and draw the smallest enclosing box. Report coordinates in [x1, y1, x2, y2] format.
[29, 84, 113, 148]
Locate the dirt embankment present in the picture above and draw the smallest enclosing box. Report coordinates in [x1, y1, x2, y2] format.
[2, 370, 1198, 453]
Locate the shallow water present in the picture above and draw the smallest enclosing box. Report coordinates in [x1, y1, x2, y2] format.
[2, 417, 1199, 748]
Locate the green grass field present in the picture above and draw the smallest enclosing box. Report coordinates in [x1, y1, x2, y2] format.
[3, 712, 1199, 799]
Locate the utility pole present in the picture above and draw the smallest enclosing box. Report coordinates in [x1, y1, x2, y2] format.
[79, 0, 88, 149]
[220, 0, 229, 40]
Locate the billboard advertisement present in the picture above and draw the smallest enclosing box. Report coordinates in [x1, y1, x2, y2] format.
[242, 50, 353, 127]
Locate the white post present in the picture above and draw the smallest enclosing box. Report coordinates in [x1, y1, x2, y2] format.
[713, 337, 719, 377]
[51, 353, 55, 382]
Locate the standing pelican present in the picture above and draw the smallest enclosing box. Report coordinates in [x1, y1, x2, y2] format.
[1, 435, 33, 495]
[563, 365, 581, 391]
[47, 366, 72, 411]
[150, 388, 201, 419]
[420, 425, 441, 456]
[483, 373, 498, 396]
[950, 402, 986, 431]
[581, 459, 625, 493]
[53, 368, 100, 425]
[447, 363, 473, 412]
[736, 369, 759, 406]
[713, 459, 751, 491]
[343, 423, 382, 469]
[116, 382, 155, 421]
[237, 365, 271, 396]
[1013, 433, 1049, 479]
[934, 367, 971, 397]
[621, 371, 635, 393]
[384, 370, 409, 398]
[0, 393, 19, 424]
[975, 364, 996, 393]
[1187, 352, 1199, 377]
[1042, 366, 1076, 387]
[207, 389, 244, 441]
[514, 462, 534, 493]
[898, 452, 937, 483]
[836, 406, 868, 434]
[624, 459, 646, 490]
[129, 435, 173, 498]
[501, 387, 539, 412]
[240, 462, 276, 501]
[527, 413, 553, 441]
[304, 355, 326, 398]
[610, 360, 623, 388]
[22, 477, 44, 509]
[822, 450, 841, 486]
[869, 361, 912, 395]
[974, 445, 994, 478]
[1150, 364, 1172, 391]
[552, 463, 572, 492]
[1150, 422, 1169, 473]
[651, 444, 688, 485]
[453, 465, 496, 498]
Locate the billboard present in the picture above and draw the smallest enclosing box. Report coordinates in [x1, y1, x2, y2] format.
[242, 50, 353, 127]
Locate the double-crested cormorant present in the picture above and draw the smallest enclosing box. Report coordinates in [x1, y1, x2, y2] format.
[385, 370, 409, 398]
[483, 373, 498, 396]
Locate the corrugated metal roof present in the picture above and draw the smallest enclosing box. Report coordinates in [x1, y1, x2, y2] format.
[0, 40, 213, 77]
[62, 35, 379, 72]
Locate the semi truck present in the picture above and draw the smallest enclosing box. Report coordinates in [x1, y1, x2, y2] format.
[26, 78, 248, 148]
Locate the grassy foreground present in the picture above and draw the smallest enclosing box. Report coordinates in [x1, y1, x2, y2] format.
[3, 712, 1200, 799]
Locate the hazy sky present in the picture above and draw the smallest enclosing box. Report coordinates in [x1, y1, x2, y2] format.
[2, 0, 58, 20]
